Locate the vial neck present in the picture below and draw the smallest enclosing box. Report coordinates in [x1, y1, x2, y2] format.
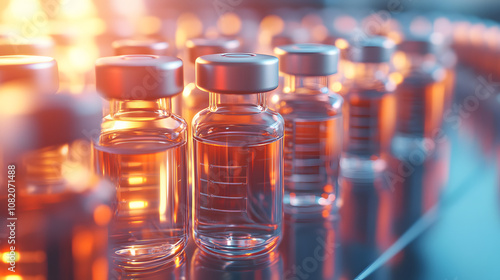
[209, 92, 267, 112]
[396, 52, 437, 74]
[284, 75, 329, 94]
[106, 98, 172, 118]
[345, 62, 390, 83]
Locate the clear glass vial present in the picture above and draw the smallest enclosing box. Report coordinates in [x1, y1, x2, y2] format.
[391, 33, 446, 159]
[93, 55, 188, 268]
[340, 36, 396, 177]
[192, 53, 284, 257]
[270, 44, 343, 213]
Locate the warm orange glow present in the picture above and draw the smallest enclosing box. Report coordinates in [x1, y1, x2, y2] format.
[93, 205, 112, 226]
[387, 31, 402, 44]
[138, 16, 162, 36]
[334, 38, 349, 50]
[322, 209, 329, 218]
[72, 230, 94, 260]
[183, 83, 196, 98]
[217, 12, 242, 36]
[129, 200, 148, 209]
[311, 25, 328, 43]
[5, 276, 23, 280]
[92, 257, 108, 280]
[331, 81, 342, 92]
[176, 13, 203, 49]
[392, 51, 408, 72]
[128, 176, 145, 185]
[260, 15, 284, 35]
[323, 184, 334, 193]
[0, 84, 34, 115]
[389, 72, 404, 85]
[2, 252, 19, 263]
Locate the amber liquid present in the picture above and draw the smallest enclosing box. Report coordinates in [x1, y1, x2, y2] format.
[283, 116, 342, 208]
[94, 141, 187, 267]
[193, 132, 283, 256]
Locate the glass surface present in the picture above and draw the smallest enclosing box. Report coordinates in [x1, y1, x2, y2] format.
[94, 98, 188, 268]
[192, 92, 284, 257]
[270, 75, 343, 213]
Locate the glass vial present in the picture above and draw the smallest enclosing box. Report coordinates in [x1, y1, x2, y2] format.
[340, 36, 396, 177]
[94, 55, 188, 268]
[270, 44, 343, 213]
[391, 33, 446, 159]
[192, 53, 284, 257]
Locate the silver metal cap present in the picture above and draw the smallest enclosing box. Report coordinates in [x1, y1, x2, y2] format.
[0, 55, 59, 95]
[185, 38, 240, 64]
[196, 53, 279, 94]
[95, 55, 183, 100]
[347, 36, 395, 63]
[274, 43, 339, 76]
[0, 37, 54, 56]
[398, 33, 444, 55]
[112, 39, 169, 56]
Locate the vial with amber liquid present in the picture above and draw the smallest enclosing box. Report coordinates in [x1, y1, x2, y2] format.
[93, 55, 188, 268]
[192, 53, 284, 257]
[270, 44, 343, 213]
[391, 34, 446, 158]
[340, 36, 396, 176]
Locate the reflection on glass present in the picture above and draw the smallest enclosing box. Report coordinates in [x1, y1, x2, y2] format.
[339, 170, 394, 280]
[110, 252, 186, 279]
[388, 137, 449, 237]
[190, 248, 283, 280]
[280, 212, 339, 280]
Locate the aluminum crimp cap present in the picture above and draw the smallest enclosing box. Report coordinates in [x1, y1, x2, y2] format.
[0, 55, 59, 95]
[196, 53, 279, 94]
[95, 55, 183, 100]
[274, 43, 339, 76]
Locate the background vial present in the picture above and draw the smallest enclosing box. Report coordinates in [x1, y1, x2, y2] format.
[192, 53, 284, 257]
[0, 56, 112, 280]
[182, 38, 240, 185]
[93, 55, 188, 268]
[391, 33, 447, 158]
[270, 44, 343, 213]
[340, 36, 396, 176]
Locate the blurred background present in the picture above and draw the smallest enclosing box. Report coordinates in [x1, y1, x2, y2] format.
[0, 0, 500, 279]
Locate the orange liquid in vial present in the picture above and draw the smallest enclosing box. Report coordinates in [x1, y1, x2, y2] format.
[283, 116, 342, 208]
[193, 132, 283, 256]
[94, 140, 187, 266]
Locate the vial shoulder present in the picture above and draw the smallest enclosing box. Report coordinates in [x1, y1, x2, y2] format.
[192, 107, 284, 144]
[98, 113, 187, 150]
[403, 64, 446, 85]
[269, 90, 343, 119]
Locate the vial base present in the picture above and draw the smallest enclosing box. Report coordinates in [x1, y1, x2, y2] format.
[94, 142, 188, 269]
[193, 133, 283, 257]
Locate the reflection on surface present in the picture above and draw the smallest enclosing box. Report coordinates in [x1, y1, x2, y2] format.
[190, 247, 283, 280]
[280, 212, 339, 280]
[110, 251, 186, 279]
[339, 171, 394, 280]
